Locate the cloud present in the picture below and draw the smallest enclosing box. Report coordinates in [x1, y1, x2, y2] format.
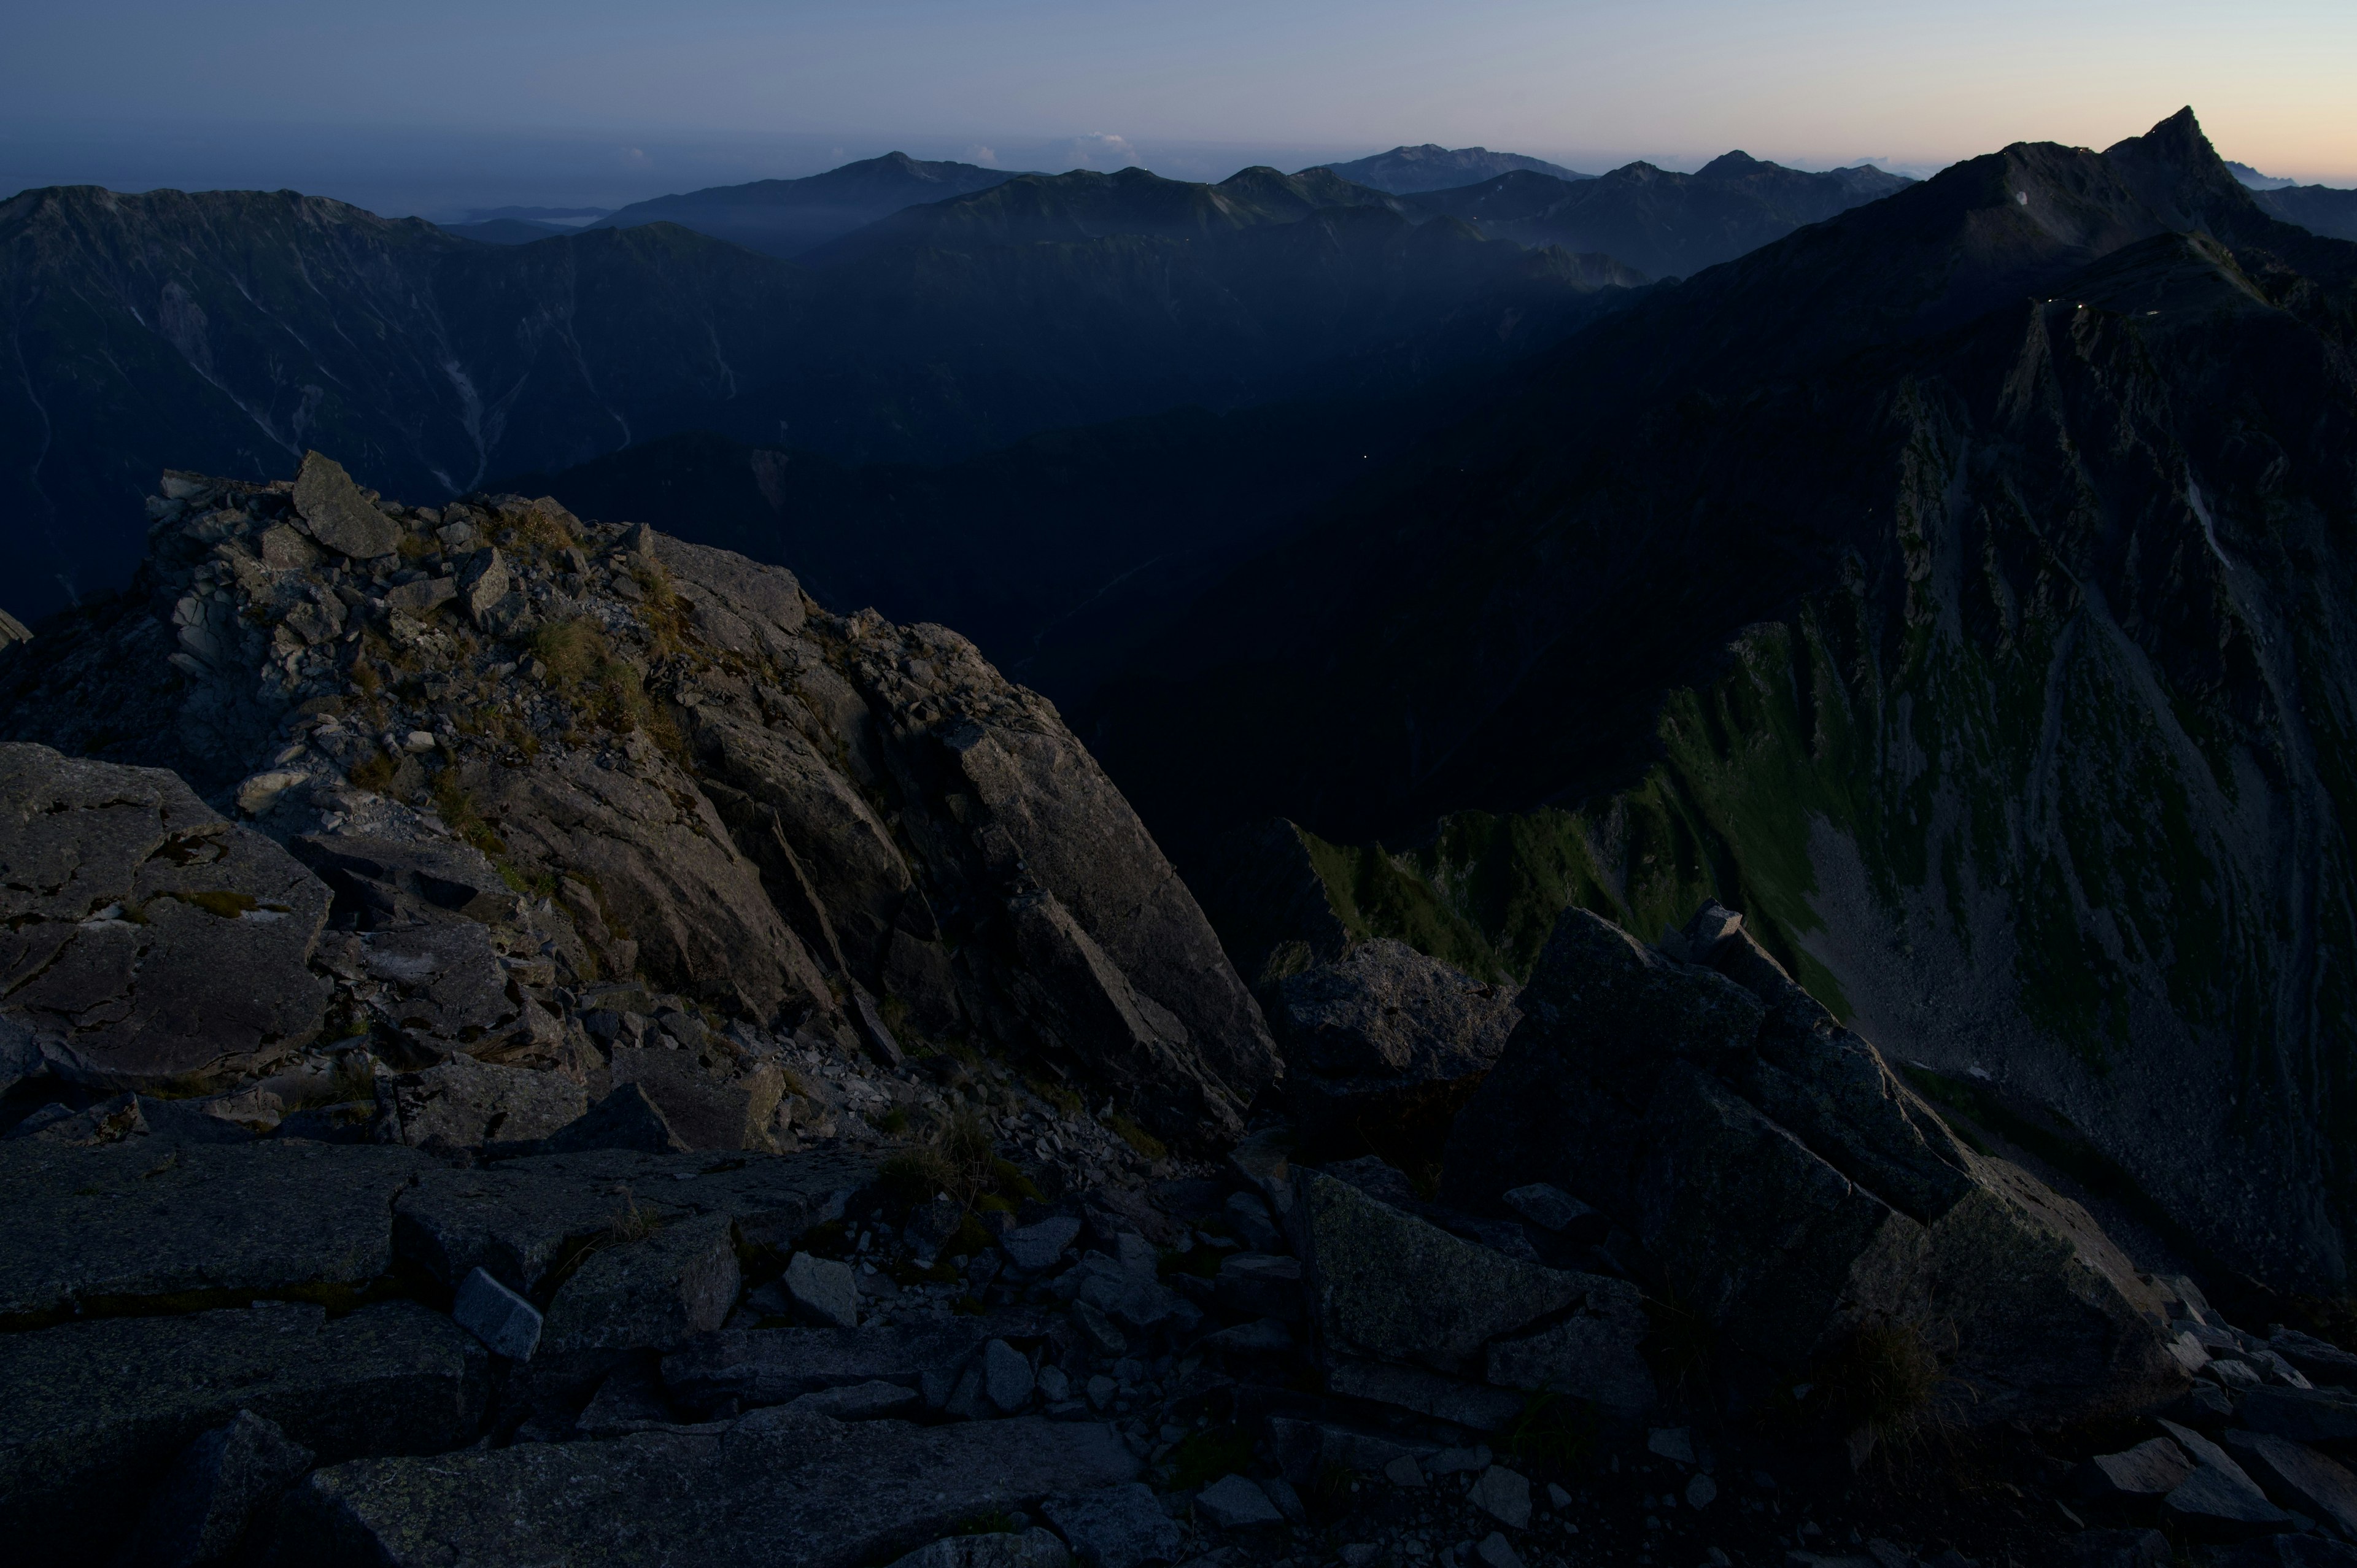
[619, 146, 651, 169]
[964, 144, 1000, 166]
[1062, 132, 1137, 171]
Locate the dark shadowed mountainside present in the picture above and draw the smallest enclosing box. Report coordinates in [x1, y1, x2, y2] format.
[587, 151, 1020, 259]
[1400, 151, 1913, 278]
[0, 183, 1639, 622]
[1309, 143, 1593, 193]
[2252, 179, 2357, 241]
[1092, 109, 2357, 1299]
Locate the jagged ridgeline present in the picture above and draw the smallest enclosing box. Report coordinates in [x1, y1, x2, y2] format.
[1110, 109, 2357, 1302]
[0, 452, 1277, 1144]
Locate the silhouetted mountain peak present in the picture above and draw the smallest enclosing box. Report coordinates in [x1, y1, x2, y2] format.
[2099, 106, 2264, 238]
[1312, 144, 1592, 194]
[1695, 150, 1762, 177]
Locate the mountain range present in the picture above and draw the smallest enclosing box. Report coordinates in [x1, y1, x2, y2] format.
[584, 151, 1020, 258]
[1310, 142, 1592, 192]
[1089, 108, 2357, 1296]
[0, 175, 1637, 621]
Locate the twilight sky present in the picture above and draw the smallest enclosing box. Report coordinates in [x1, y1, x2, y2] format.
[4, 0, 2352, 215]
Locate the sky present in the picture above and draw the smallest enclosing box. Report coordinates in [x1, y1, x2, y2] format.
[4, 0, 2353, 217]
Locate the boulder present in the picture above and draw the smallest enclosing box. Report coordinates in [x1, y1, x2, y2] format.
[1293, 1167, 1586, 1372]
[279, 1407, 1138, 1567]
[1442, 906, 2185, 1424]
[784, 1251, 861, 1328]
[291, 831, 519, 929]
[609, 1046, 782, 1152]
[660, 1321, 990, 1414]
[1468, 1464, 1531, 1529]
[357, 921, 520, 1043]
[453, 1267, 544, 1361]
[1039, 1481, 1184, 1568]
[790, 1380, 922, 1421]
[1196, 1473, 1283, 1529]
[2074, 1436, 2197, 1501]
[0, 744, 331, 1093]
[540, 1211, 742, 1356]
[887, 1528, 1071, 1568]
[292, 450, 401, 560]
[537, 1081, 691, 1155]
[1274, 940, 1520, 1161]
[110, 1410, 314, 1568]
[1215, 1253, 1305, 1322]
[393, 1145, 865, 1299]
[1481, 1274, 1658, 1420]
[1002, 1216, 1082, 1272]
[2246, 1386, 2357, 1443]
[1324, 1359, 1526, 1431]
[0, 1300, 482, 1563]
[2162, 1419, 2296, 1540]
[376, 1055, 587, 1152]
[0, 1139, 424, 1329]
[2223, 1429, 2357, 1540]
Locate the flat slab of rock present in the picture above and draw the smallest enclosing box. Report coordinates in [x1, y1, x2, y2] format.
[663, 1320, 991, 1415]
[2246, 1386, 2357, 1443]
[542, 1211, 740, 1356]
[281, 1407, 1137, 1568]
[395, 1145, 868, 1297]
[293, 450, 401, 559]
[1482, 1272, 1657, 1419]
[112, 1409, 314, 1568]
[377, 1055, 587, 1152]
[2223, 1429, 2357, 1540]
[0, 743, 331, 1092]
[1040, 1481, 1184, 1568]
[1326, 1358, 1527, 1431]
[0, 1139, 425, 1328]
[1296, 1167, 1584, 1372]
[0, 1300, 483, 1563]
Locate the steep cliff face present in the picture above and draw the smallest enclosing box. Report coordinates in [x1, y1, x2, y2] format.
[1104, 111, 2357, 1292]
[0, 454, 1276, 1141]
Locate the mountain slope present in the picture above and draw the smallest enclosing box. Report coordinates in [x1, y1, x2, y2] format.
[1314, 144, 1592, 193]
[2253, 180, 2357, 242]
[589, 151, 1020, 258]
[1401, 152, 1913, 278]
[1093, 109, 2357, 1295]
[0, 185, 1640, 623]
[802, 164, 1398, 265]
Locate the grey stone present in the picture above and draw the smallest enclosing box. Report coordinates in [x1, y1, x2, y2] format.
[1325, 1359, 1527, 1431]
[1199, 1318, 1293, 1354]
[2247, 1386, 2357, 1443]
[2223, 1429, 2357, 1540]
[541, 1212, 741, 1356]
[786, 1251, 861, 1328]
[1384, 1454, 1425, 1486]
[2272, 1330, 2357, 1386]
[2074, 1437, 2196, 1500]
[359, 921, 518, 1041]
[384, 575, 456, 616]
[0, 744, 331, 1093]
[1501, 1183, 1607, 1240]
[1294, 1168, 1583, 1372]
[109, 1409, 314, 1568]
[1214, 1253, 1304, 1321]
[0, 1139, 424, 1328]
[1481, 1272, 1657, 1419]
[1061, 1253, 1194, 1335]
[888, 1528, 1074, 1568]
[610, 1046, 784, 1153]
[1469, 1465, 1531, 1529]
[1004, 1216, 1084, 1272]
[1040, 1481, 1185, 1568]
[1475, 1533, 1525, 1568]
[0, 1300, 482, 1564]
[1274, 940, 1520, 1158]
[1686, 1473, 1717, 1509]
[1647, 1428, 1696, 1465]
[1223, 1190, 1283, 1251]
[2164, 1464, 2294, 1538]
[540, 1081, 691, 1155]
[1427, 1446, 1490, 1475]
[282, 1407, 1139, 1567]
[660, 1320, 990, 1413]
[394, 1145, 866, 1297]
[377, 1056, 587, 1153]
[1260, 1475, 1308, 1525]
[2063, 1531, 2173, 1567]
[2162, 1419, 2295, 1539]
[986, 1338, 1036, 1412]
[453, 1267, 544, 1361]
[788, 1380, 922, 1421]
[1442, 906, 2187, 1425]
[289, 830, 517, 928]
[293, 451, 401, 559]
[1196, 1473, 1283, 1529]
[1265, 1417, 1436, 1486]
[576, 1356, 692, 1437]
[457, 546, 511, 626]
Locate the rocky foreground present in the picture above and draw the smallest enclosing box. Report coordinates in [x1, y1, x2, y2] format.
[2, 461, 2356, 1567]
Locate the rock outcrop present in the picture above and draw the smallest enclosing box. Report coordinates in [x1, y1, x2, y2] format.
[1444, 902, 2189, 1425]
[0, 457, 1277, 1145]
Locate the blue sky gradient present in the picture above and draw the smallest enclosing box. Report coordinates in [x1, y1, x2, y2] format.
[5, 1, 2351, 216]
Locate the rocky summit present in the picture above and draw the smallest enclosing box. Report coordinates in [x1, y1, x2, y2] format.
[2, 457, 2356, 1568]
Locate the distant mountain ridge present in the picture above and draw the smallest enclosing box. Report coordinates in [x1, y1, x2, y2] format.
[1401, 151, 1914, 278]
[1313, 144, 1592, 193]
[0, 180, 1641, 620]
[588, 151, 1021, 258]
